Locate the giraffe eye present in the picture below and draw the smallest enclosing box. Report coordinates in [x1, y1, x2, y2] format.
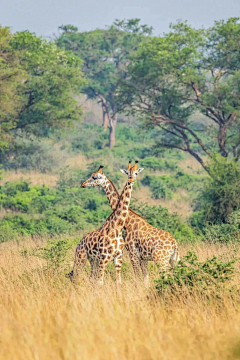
[92, 176, 98, 180]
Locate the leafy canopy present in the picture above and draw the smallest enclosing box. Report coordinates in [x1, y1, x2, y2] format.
[56, 19, 152, 146]
[118, 18, 240, 174]
[0, 27, 85, 153]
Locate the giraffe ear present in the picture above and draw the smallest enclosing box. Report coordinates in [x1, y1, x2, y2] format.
[135, 168, 144, 174]
[120, 169, 128, 175]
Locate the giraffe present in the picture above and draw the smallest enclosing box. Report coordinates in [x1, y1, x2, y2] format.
[81, 163, 180, 286]
[68, 161, 144, 285]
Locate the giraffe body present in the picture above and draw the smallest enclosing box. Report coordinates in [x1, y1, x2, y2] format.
[70, 222, 125, 285]
[69, 162, 143, 285]
[81, 167, 179, 285]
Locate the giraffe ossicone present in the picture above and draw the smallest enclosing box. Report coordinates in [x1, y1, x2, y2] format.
[68, 161, 143, 285]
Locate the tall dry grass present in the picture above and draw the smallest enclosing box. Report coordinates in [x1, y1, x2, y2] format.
[0, 239, 240, 360]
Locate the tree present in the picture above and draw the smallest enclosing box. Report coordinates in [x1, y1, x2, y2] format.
[0, 27, 25, 149]
[118, 18, 240, 174]
[56, 19, 152, 148]
[0, 27, 85, 157]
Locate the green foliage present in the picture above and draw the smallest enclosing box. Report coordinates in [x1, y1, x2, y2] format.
[65, 121, 160, 166]
[1, 140, 59, 172]
[131, 201, 195, 243]
[31, 237, 78, 270]
[140, 156, 178, 172]
[193, 158, 240, 225]
[0, 176, 111, 239]
[57, 19, 152, 147]
[118, 18, 240, 174]
[141, 172, 205, 199]
[57, 19, 152, 105]
[2, 18, 240, 241]
[200, 223, 240, 243]
[0, 224, 17, 243]
[0, 27, 85, 160]
[155, 251, 236, 295]
[228, 210, 240, 226]
[0, 171, 197, 242]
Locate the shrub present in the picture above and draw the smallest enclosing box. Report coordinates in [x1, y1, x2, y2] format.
[141, 172, 205, 199]
[140, 156, 178, 172]
[2, 141, 59, 173]
[0, 179, 111, 238]
[193, 158, 240, 224]
[228, 210, 240, 225]
[155, 251, 236, 296]
[200, 223, 240, 243]
[22, 237, 78, 271]
[0, 224, 17, 243]
[151, 181, 173, 200]
[57, 167, 87, 190]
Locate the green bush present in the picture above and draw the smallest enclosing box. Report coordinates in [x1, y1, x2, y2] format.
[0, 224, 17, 243]
[151, 181, 173, 200]
[155, 251, 236, 296]
[193, 158, 240, 224]
[228, 210, 240, 225]
[200, 223, 240, 243]
[21, 237, 79, 272]
[2, 141, 59, 173]
[0, 178, 112, 238]
[140, 156, 178, 172]
[141, 172, 205, 200]
[191, 208, 240, 243]
[32, 237, 78, 269]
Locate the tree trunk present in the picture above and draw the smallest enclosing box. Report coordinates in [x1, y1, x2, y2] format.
[109, 124, 116, 148]
[102, 109, 108, 131]
[109, 114, 118, 148]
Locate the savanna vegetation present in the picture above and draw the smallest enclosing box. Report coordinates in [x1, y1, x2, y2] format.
[0, 16, 240, 359]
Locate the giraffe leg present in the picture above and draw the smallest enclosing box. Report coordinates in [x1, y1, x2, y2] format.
[89, 258, 98, 279]
[129, 250, 142, 281]
[96, 259, 107, 285]
[114, 252, 123, 285]
[169, 245, 180, 268]
[140, 259, 150, 287]
[68, 245, 87, 283]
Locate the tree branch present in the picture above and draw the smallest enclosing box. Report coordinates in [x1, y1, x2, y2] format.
[152, 113, 213, 159]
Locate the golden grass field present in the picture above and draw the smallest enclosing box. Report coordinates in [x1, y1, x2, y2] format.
[1, 238, 240, 360]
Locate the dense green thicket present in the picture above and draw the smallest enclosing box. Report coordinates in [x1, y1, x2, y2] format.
[141, 172, 206, 200]
[155, 251, 236, 297]
[1, 122, 239, 244]
[192, 158, 240, 225]
[0, 171, 193, 243]
[190, 158, 240, 243]
[0, 175, 110, 241]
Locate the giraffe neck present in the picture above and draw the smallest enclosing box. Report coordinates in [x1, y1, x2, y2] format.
[109, 180, 133, 231]
[102, 176, 120, 211]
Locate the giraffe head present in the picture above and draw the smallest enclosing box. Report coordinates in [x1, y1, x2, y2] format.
[120, 161, 144, 182]
[81, 165, 106, 188]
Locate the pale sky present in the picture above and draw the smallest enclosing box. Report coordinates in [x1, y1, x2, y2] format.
[0, 0, 240, 37]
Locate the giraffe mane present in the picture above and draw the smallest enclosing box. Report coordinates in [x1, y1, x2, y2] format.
[105, 175, 119, 195]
